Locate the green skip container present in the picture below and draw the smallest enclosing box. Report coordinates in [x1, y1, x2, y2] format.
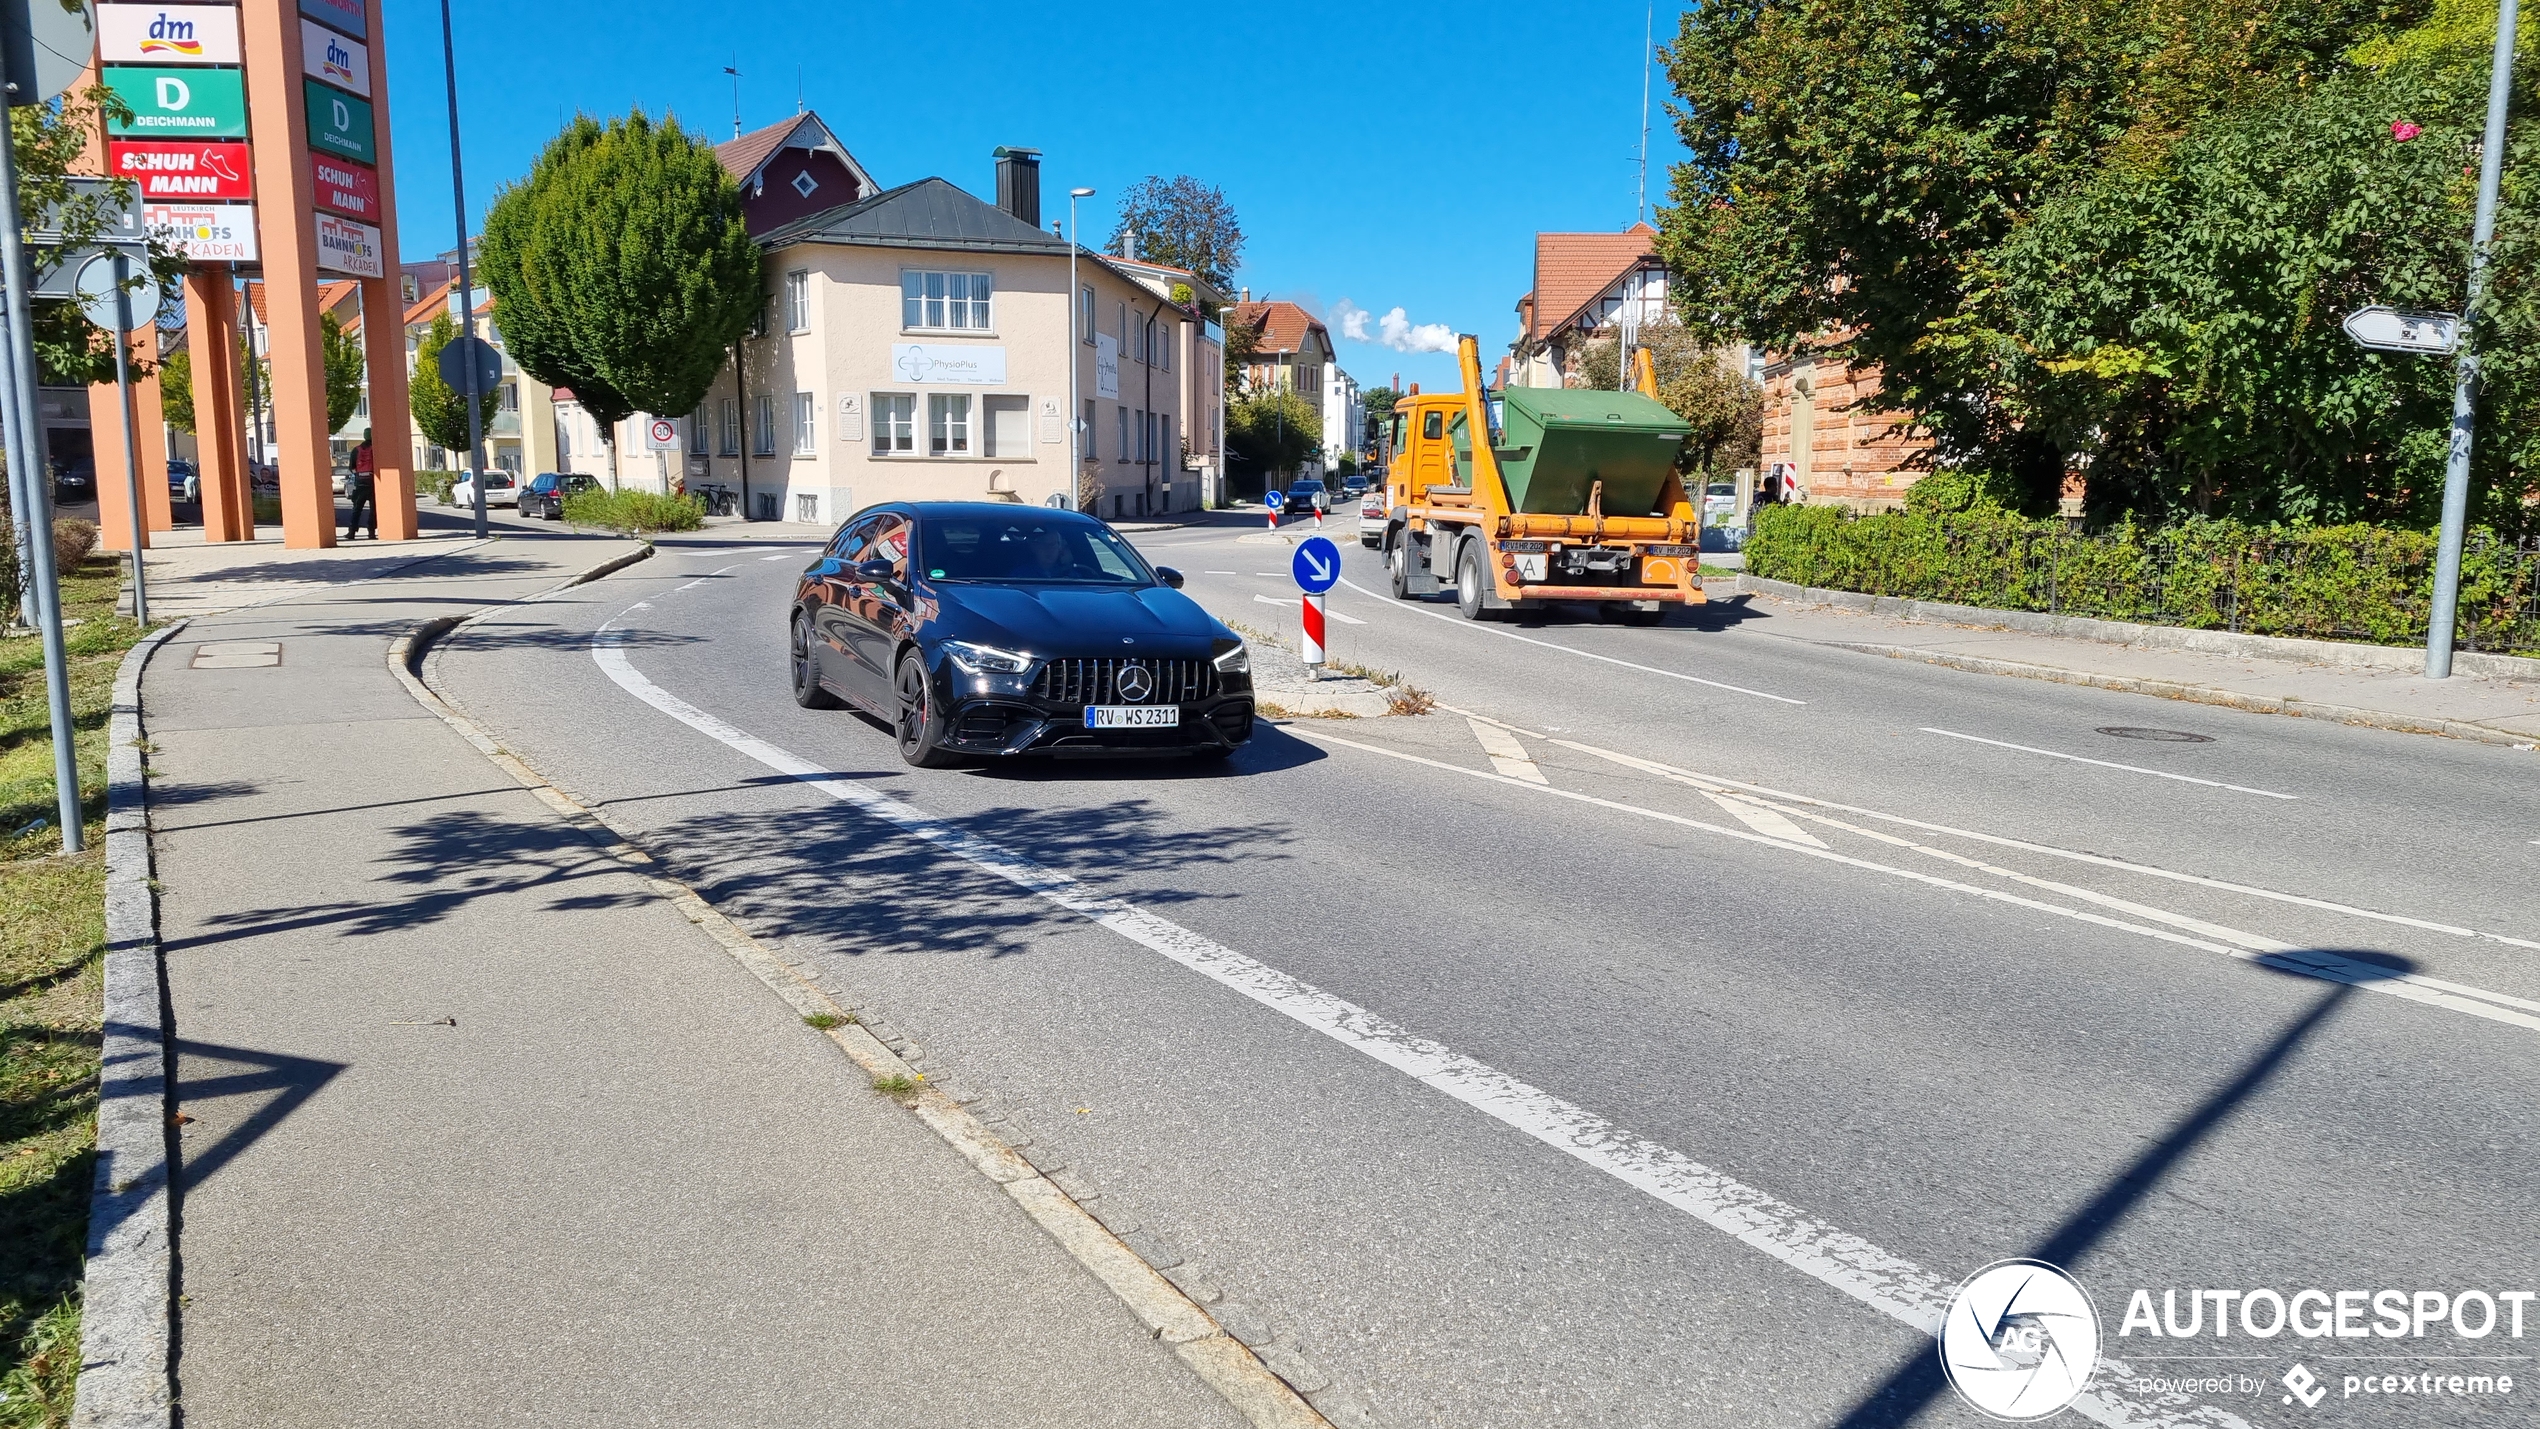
[1454, 386, 1691, 516]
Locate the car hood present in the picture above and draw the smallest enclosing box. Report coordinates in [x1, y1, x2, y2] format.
[929, 583, 1228, 657]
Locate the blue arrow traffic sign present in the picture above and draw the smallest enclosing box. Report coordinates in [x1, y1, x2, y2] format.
[1292, 535, 1341, 594]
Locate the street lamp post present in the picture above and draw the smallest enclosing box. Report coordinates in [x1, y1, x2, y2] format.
[440, 0, 488, 541]
[1067, 186, 1093, 513]
[2424, 0, 2520, 678]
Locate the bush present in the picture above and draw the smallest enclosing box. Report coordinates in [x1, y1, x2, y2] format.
[1746, 504, 2540, 655]
[50, 519, 96, 573]
[0, 515, 17, 626]
[416, 470, 460, 505]
[561, 487, 703, 534]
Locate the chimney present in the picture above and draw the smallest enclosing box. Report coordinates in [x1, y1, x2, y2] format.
[992, 146, 1040, 227]
[1240, 286, 1250, 304]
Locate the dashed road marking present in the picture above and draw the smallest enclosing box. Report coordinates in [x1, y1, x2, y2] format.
[1466, 717, 1548, 784]
[1921, 727, 2298, 799]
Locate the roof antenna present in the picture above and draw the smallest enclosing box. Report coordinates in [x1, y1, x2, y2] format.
[796, 66, 804, 115]
[723, 55, 741, 139]
[1636, 0, 1653, 225]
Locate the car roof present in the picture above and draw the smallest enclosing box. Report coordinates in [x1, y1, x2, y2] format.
[868, 500, 1106, 525]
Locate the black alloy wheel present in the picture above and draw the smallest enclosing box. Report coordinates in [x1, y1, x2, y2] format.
[790, 614, 840, 709]
[1454, 539, 1494, 621]
[894, 650, 958, 768]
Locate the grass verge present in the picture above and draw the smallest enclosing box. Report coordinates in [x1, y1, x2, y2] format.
[1, 554, 149, 1427]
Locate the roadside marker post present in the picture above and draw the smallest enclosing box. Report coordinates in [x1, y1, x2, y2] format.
[1291, 533, 1340, 669]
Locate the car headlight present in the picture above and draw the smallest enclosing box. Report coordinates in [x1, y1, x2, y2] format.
[1212, 642, 1249, 674]
[945, 640, 1033, 675]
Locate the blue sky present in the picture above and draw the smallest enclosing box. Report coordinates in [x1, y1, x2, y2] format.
[382, 0, 1688, 393]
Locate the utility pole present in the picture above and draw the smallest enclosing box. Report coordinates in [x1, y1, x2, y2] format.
[2424, 0, 2520, 679]
[1637, 0, 1653, 225]
[440, 0, 487, 540]
[725, 58, 743, 140]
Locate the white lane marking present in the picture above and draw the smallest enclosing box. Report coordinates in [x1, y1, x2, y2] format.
[1436, 702, 1546, 740]
[1467, 717, 1549, 784]
[1922, 728, 2298, 800]
[1205, 570, 1238, 575]
[1299, 726, 2540, 1038]
[762, 549, 815, 560]
[1337, 575, 1805, 705]
[1548, 739, 2540, 956]
[1251, 592, 1364, 625]
[585, 624, 2222, 1429]
[678, 579, 707, 591]
[1702, 791, 1827, 848]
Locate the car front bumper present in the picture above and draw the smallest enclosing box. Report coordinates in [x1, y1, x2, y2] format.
[929, 662, 1255, 757]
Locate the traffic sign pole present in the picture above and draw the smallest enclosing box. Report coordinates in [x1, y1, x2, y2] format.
[1301, 592, 1326, 667]
[2426, 0, 2520, 680]
[108, 254, 148, 625]
[439, 0, 487, 541]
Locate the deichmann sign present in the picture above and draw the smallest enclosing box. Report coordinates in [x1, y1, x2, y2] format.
[98, 4, 242, 64]
[108, 139, 254, 201]
[104, 65, 248, 138]
[297, 0, 366, 40]
[309, 153, 379, 221]
[146, 202, 257, 262]
[303, 80, 375, 163]
[892, 343, 1009, 385]
[314, 213, 382, 278]
[300, 18, 368, 98]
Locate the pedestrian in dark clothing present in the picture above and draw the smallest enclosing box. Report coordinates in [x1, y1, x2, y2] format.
[344, 431, 378, 540]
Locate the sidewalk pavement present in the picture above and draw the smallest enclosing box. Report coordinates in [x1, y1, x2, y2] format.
[1727, 588, 2540, 746]
[142, 529, 1243, 1427]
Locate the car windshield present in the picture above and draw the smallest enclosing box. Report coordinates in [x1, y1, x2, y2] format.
[919, 515, 1154, 586]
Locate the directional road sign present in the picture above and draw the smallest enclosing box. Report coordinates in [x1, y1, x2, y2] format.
[72, 250, 161, 330]
[2343, 306, 2460, 356]
[436, 333, 501, 394]
[1292, 534, 1341, 594]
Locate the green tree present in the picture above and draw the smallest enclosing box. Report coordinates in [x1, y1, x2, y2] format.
[410, 311, 496, 457]
[158, 349, 193, 435]
[1109, 176, 1245, 290]
[479, 111, 756, 485]
[320, 313, 364, 434]
[1227, 388, 1320, 479]
[13, 85, 187, 387]
[1221, 304, 1260, 397]
[1360, 385, 1401, 450]
[1577, 327, 1766, 474]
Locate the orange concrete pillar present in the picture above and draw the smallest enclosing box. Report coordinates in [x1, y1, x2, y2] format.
[240, 0, 335, 549]
[187, 271, 254, 543]
[358, 0, 414, 541]
[91, 322, 173, 551]
[133, 324, 172, 532]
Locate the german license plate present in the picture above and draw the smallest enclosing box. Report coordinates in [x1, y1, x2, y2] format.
[1084, 705, 1179, 729]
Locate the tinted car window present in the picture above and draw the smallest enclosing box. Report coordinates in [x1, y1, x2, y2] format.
[919, 516, 1153, 586]
[828, 515, 880, 559]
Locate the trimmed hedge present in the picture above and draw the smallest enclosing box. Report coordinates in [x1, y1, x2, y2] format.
[1746, 504, 2540, 655]
[561, 487, 704, 534]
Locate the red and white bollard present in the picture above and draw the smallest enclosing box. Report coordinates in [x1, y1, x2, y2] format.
[1266, 500, 1279, 531]
[1300, 592, 1327, 667]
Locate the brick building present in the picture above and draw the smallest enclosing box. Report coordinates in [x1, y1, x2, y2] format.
[1756, 347, 1932, 510]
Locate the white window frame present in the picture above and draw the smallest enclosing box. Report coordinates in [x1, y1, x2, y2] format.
[792, 391, 815, 454]
[785, 270, 810, 332]
[872, 393, 916, 455]
[753, 394, 776, 456]
[718, 398, 740, 456]
[1080, 285, 1095, 345]
[900, 269, 994, 333]
[927, 392, 972, 456]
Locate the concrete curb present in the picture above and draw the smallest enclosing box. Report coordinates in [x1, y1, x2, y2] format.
[387, 547, 1335, 1428]
[1824, 641, 2540, 749]
[1735, 573, 2540, 683]
[70, 619, 190, 1429]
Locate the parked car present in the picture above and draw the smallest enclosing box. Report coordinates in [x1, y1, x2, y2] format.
[519, 471, 599, 519]
[1341, 474, 1370, 496]
[1703, 481, 1738, 525]
[1358, 489, 1388, 548]
[167, 459, 199, 504]
[1279, 486, 1328, 518]
[447, 471, 519, 508]
[789, 502, 1253, 766]
[50, 458, 93, 504]
[330, 466, 349, 495]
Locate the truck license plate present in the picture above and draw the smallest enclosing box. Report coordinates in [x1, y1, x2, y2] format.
[1085, 705, 1179, 729]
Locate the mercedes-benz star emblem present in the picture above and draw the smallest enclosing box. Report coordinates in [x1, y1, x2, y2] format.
[1116, 664, 1154, 703]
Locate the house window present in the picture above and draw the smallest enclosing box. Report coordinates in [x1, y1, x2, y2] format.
[785, 271, 809, 332]
[927, 393, 971, 455]
[1080, 285, 1094, 344]
[500, 381, 518, 411]
[1081, 398, 1095, 458]
[901, 270, 993, 331]
[753, 394, 776, 456]
[1116, 406, 1127, 464]
[689, 405, 709, 454]
[872, 393, 915, 454]
[749, 293, 768, 339]
[1157, 320, 1172, 372]
[792, 392, 815, 453]
[797, 493, 819, 522]
[982, 394, 1030, 458]
[719, 398, 740, 456]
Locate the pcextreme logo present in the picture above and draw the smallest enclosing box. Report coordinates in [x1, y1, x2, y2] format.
[1938, 1260, 2102, 1420]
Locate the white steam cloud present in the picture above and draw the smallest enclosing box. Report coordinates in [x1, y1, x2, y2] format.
[1333, 298, 1456, 354]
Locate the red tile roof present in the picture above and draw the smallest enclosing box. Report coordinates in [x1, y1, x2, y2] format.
[1227, 300, 1327, 358]
[715, 117, 799, 185]
[1527, 222, 1657, 343]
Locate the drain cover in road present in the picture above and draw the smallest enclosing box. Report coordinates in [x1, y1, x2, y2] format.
[2095, 726, 2213, 743]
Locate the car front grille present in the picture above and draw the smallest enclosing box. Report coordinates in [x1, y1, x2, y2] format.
[1031, 657, 1215, 706]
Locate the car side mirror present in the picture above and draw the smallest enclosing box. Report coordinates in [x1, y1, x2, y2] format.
[1155, 566, 1185, 589]
[854, 558, 898, 583]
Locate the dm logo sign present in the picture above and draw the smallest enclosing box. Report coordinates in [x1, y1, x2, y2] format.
[1938, 1260, 2101, 1420]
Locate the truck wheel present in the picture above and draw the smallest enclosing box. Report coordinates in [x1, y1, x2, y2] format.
[1454, 540, 1495, 621]
[1388, 538, 1417, 600]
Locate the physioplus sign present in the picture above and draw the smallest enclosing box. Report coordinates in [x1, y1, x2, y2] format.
[108, 140, 254, 201]
[891, 344, 1008, 385]
[146, 202, 257, 262]
[104, 66, 248, 138]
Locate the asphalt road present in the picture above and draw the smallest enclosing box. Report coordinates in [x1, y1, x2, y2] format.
[432, 514, 2540, 1429]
